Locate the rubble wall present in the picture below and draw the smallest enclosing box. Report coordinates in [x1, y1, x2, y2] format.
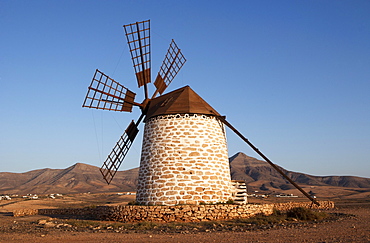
[273, 200, 335, 211]
[21, 201, 335, 222]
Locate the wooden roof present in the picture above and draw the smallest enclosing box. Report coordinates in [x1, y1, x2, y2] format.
[145, 86, 220, 121]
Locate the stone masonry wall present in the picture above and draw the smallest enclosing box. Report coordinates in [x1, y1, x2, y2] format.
[12, 209, 38, 217]
[273, 201, 335, 211]
[24, 201, 334, 222]
[99, 204, 274, 222]
[137, 114, 232, 205]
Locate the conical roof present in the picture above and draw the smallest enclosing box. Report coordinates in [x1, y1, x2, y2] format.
[145, 86, 220, 121]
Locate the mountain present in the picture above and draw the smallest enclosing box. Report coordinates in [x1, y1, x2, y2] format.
[0, 163, 138, 195]
[229, 152, 370, 192]
[0, 152, 369, 195]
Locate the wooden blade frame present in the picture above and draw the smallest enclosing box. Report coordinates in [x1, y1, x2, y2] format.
[124, 20, 151, 99]
[152, 39, 186, 98]
[218, 116, 320, 206]
[82, 69, 137, 112]
[100, 120, 139, 184]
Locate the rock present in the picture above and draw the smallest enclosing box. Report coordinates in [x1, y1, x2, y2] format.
[44, 222, 56, 228]
[38, 220, 47, 225]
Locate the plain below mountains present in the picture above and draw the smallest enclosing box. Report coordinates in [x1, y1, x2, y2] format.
[1, 152, 369, 198]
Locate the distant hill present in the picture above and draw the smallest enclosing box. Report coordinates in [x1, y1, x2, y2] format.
[230, 152, 370, 192]
[0, 163, 138, 195]
[0, 152, 369, 196]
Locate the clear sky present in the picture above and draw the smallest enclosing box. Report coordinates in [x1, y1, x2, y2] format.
[1, 0, 369, 178]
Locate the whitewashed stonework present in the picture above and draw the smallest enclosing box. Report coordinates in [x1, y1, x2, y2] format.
[136, 114, 232, 205]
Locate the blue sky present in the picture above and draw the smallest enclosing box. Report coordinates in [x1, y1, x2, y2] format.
[1, 0, 369, 178]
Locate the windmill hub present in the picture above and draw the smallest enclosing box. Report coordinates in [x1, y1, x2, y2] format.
[140, 98, 151, 112]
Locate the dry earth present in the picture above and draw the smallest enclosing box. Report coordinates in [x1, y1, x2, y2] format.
[0, 195, 369, 242]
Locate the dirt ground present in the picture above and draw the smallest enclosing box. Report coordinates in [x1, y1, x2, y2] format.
[1, 195, 369, 242]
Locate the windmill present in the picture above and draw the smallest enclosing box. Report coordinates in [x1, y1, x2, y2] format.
[83, 20, 319, 206]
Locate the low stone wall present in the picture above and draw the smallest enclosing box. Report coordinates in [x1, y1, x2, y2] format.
[31, 204, 273, 222]
[273, 201, 335, 211]
[97, 204, 274, 222]
[38, 207, 101, 219]
[12, 209, 39, 217]
[13, 201, 334, 222]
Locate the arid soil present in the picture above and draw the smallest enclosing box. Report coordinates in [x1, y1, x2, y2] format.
[0, 196, 369, 242]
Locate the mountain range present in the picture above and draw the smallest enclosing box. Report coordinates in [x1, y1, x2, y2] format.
[230, 152, 370, 189]
[1, 152, 369, 198]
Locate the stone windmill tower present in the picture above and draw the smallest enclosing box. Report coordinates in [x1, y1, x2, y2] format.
[136, 86, 232, 205]
[82, 20, 321, 207]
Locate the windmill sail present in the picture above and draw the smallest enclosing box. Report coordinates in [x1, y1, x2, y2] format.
[83, 69, 136, 112]
[100, 121, 139, 184]
[153, 40, 186, 98]
[124, 20, 151, 89]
